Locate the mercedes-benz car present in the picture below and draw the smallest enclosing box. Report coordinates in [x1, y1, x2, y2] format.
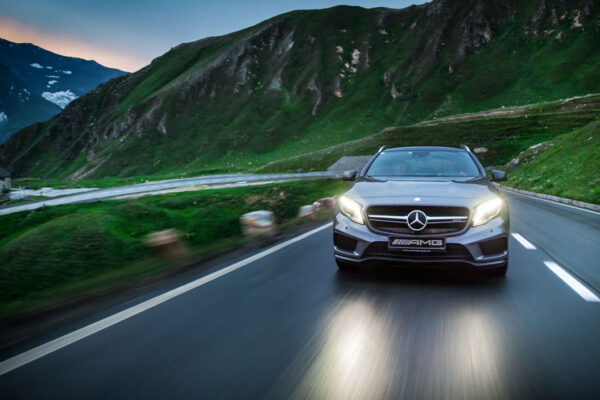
[333, 145, 509, 275]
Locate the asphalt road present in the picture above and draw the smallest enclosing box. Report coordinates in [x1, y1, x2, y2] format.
[0, 172, 338, 216]
[1, 191, 600, 399]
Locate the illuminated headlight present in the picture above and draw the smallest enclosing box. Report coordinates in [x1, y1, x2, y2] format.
[339, 195, 364, 224]
[472, 197, 503, 227]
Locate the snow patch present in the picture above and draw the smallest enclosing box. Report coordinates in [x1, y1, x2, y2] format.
[30, 63, 43, 69]
[42, 90, 77, 108]
[62, 70, 72, 75]
[46, 75, 60, 78]
[336, 45, 343, 54]
[46, 66, 53, 69]
[48, 80, 57, 85]
[0, 112, 7, 122]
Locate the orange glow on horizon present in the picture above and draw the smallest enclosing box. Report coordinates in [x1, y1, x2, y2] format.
[0, 18, 148, 72]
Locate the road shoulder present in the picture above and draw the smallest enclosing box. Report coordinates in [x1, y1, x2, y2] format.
[495, 183, 600, 213]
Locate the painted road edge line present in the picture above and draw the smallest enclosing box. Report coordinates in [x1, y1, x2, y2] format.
[511, 233, 536, 250]
[544, 261, 600, 303]
[0, 222, 333, 376]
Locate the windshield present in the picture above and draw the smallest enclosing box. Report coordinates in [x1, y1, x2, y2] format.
[366, 149, 481, 178]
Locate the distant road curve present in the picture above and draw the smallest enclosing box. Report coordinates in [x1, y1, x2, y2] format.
[0, 172, 339, 216]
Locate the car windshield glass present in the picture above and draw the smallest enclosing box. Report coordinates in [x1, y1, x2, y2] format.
[366, 150, 481, 178]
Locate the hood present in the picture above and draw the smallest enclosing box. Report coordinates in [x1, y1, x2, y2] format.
[346, 178, 498, 208]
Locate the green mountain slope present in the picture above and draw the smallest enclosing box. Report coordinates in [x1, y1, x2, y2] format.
[257, 94, 600, 171]
[1, 0, 599, 179]
[504, 119, 600, 203]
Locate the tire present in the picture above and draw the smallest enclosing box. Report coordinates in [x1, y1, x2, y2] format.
[336, 259, 359, 272]
[488, 263, 508, 276]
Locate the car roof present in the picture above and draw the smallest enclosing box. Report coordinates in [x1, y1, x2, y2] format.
[383, 146, 465, 152]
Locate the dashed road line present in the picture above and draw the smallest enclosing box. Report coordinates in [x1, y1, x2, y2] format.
[544, 261, 600, 303]
[511, 233, 536, 250]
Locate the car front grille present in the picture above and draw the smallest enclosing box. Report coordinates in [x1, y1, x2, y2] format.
[367, 205, 470, 234]
[363, 242, 473, 261]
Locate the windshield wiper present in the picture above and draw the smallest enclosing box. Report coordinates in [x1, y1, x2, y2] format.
[451, 177, 483, 183]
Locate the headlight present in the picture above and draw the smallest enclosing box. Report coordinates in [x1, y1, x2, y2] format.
[472, 197, 503, 227]
[339, 195, 364, 224]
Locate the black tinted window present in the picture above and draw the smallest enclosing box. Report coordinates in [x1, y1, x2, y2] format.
[366, 150, 481, 177]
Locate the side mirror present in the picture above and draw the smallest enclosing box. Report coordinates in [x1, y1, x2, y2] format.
[491, 170, 507, 182]
[342, 170, 357, 181]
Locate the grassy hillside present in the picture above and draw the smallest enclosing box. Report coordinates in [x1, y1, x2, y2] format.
[504, 120, 600, 204]
[258, 95, 600, 172]
[1, 1, 599, 180]
[0, 179, 348, 318]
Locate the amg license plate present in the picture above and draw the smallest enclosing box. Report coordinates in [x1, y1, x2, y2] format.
[389, 237, 445, 250]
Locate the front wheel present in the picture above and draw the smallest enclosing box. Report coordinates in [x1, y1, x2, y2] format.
[336, 259, 359, 272]
[488, 263, 508, 276]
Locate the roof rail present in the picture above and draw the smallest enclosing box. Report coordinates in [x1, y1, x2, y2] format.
[459, 144, 471, 152]
[378, 145, 388, 153]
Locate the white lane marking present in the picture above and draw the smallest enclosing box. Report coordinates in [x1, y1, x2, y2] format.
[0, 222, 333, 376]
[503, 189, 600, 216]
[544, 261, 600, 303]
[511, 233, 536, 250]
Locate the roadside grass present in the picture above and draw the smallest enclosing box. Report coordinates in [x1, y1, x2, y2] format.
[503, 121, 600, 204]
[0, 179, 348, 319]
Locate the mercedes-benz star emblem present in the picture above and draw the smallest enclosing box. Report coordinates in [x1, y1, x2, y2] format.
[407, 210, 427, 231]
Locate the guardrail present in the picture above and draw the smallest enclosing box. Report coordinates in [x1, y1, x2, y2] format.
[494, 183, 600, 213]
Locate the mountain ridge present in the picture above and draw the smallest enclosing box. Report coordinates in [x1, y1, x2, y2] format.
[1, 0, 598, 179]
[0, 38, 127, 143]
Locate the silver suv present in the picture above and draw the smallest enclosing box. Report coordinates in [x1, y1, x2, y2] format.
[333, 145, 509, 275]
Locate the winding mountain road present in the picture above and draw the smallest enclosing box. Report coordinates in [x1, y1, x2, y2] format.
[1, 190, 599, 399]
[0, 172, 338, 216]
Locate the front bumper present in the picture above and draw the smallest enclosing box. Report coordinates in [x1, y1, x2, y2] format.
[333, 213, 508, 269]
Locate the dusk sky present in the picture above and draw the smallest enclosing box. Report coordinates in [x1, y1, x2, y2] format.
[0, 0, 426, 72]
